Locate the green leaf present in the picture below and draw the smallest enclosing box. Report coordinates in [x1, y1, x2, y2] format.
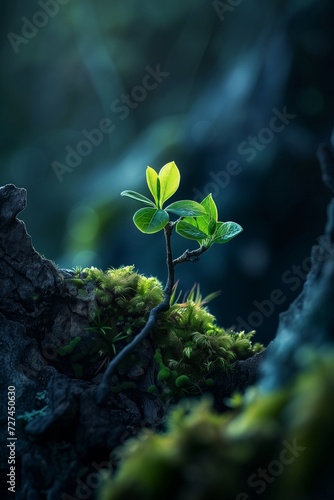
[133, 207, 169, 234]
[146, 167, 160, 207]
[121, 190, 155, 206]
[213, 221, 243, 244]
[201, 194, 218, 223]
[158, 161, 180, 206]
[208, 219, 217, 235]
[176, 220, 208, 240]
[165, 200, 206, 217]
[194, 215, 210, 235]
[196, 194, 218, 235]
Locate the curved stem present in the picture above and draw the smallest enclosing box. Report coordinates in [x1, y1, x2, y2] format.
[163, 222, 174, 295]
[97, 223, 175, 405]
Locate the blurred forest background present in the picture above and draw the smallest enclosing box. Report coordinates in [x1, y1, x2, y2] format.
[1, 0, 333, 345]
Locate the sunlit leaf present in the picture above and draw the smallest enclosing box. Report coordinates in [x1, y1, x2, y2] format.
[208, 219, 217, 235]
[176, 220, 208, 240]
[194, 215, 209, 235]
[166, 200, 206, 217]
[213, 221, 243, 244]
[121, 190, 155, 206]
[158, 161, 180, 206]
[146, 167, 160, 207]
[202, 194, 218, 222]
[133, 207, 169, 234]
[196, 194, 218, 235]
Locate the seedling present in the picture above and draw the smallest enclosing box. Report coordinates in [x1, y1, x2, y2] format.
[121, 161, 242, 249]
[97, 161, 242, 403]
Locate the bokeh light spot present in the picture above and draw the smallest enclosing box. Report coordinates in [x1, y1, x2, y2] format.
[67, 206, 99, 243]
[72, 250, 102, 268]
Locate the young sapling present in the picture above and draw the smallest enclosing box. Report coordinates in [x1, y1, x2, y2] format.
[97, 161, 242, 403]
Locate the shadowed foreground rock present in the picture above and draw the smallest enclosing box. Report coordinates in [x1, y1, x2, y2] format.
[0, 184, 265, 499]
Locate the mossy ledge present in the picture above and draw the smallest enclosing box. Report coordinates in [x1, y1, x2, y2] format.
[63, 264, 264, 401]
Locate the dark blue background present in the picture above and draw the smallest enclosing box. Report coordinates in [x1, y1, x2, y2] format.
[1, 0, 333, 345]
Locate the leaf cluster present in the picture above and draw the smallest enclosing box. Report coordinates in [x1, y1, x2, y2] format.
[176, 193, 243, 249]
[121, 162, 242, 248]
[121, 161, 206, 234]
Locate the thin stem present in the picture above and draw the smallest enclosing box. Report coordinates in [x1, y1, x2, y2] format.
[163, 222, 174, 295]
[96, 223, 175, 405]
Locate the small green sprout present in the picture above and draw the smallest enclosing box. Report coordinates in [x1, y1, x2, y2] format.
[176, 193, 243, 250]
[121, 161, 206, 233]
[97, 161, 243, 404]
[121, 162, 243, 247]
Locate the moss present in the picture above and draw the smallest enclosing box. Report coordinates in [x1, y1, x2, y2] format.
[64, 265, 263, 393]
[157, 367, 171, 382]
[175, 375, 190, 388]
[77, 288, 89, 298]
[60, 266, 164, 376]
[204, 378, 214, 387]
[152, 300, 263, 399]
[70, 278, 85, 288]
[147, 385, 158, 394]
[58, 336, 82, 356]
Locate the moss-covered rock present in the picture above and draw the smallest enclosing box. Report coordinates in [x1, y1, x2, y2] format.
[60, 265, 164, 377]
[65, 265, 263, 399]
